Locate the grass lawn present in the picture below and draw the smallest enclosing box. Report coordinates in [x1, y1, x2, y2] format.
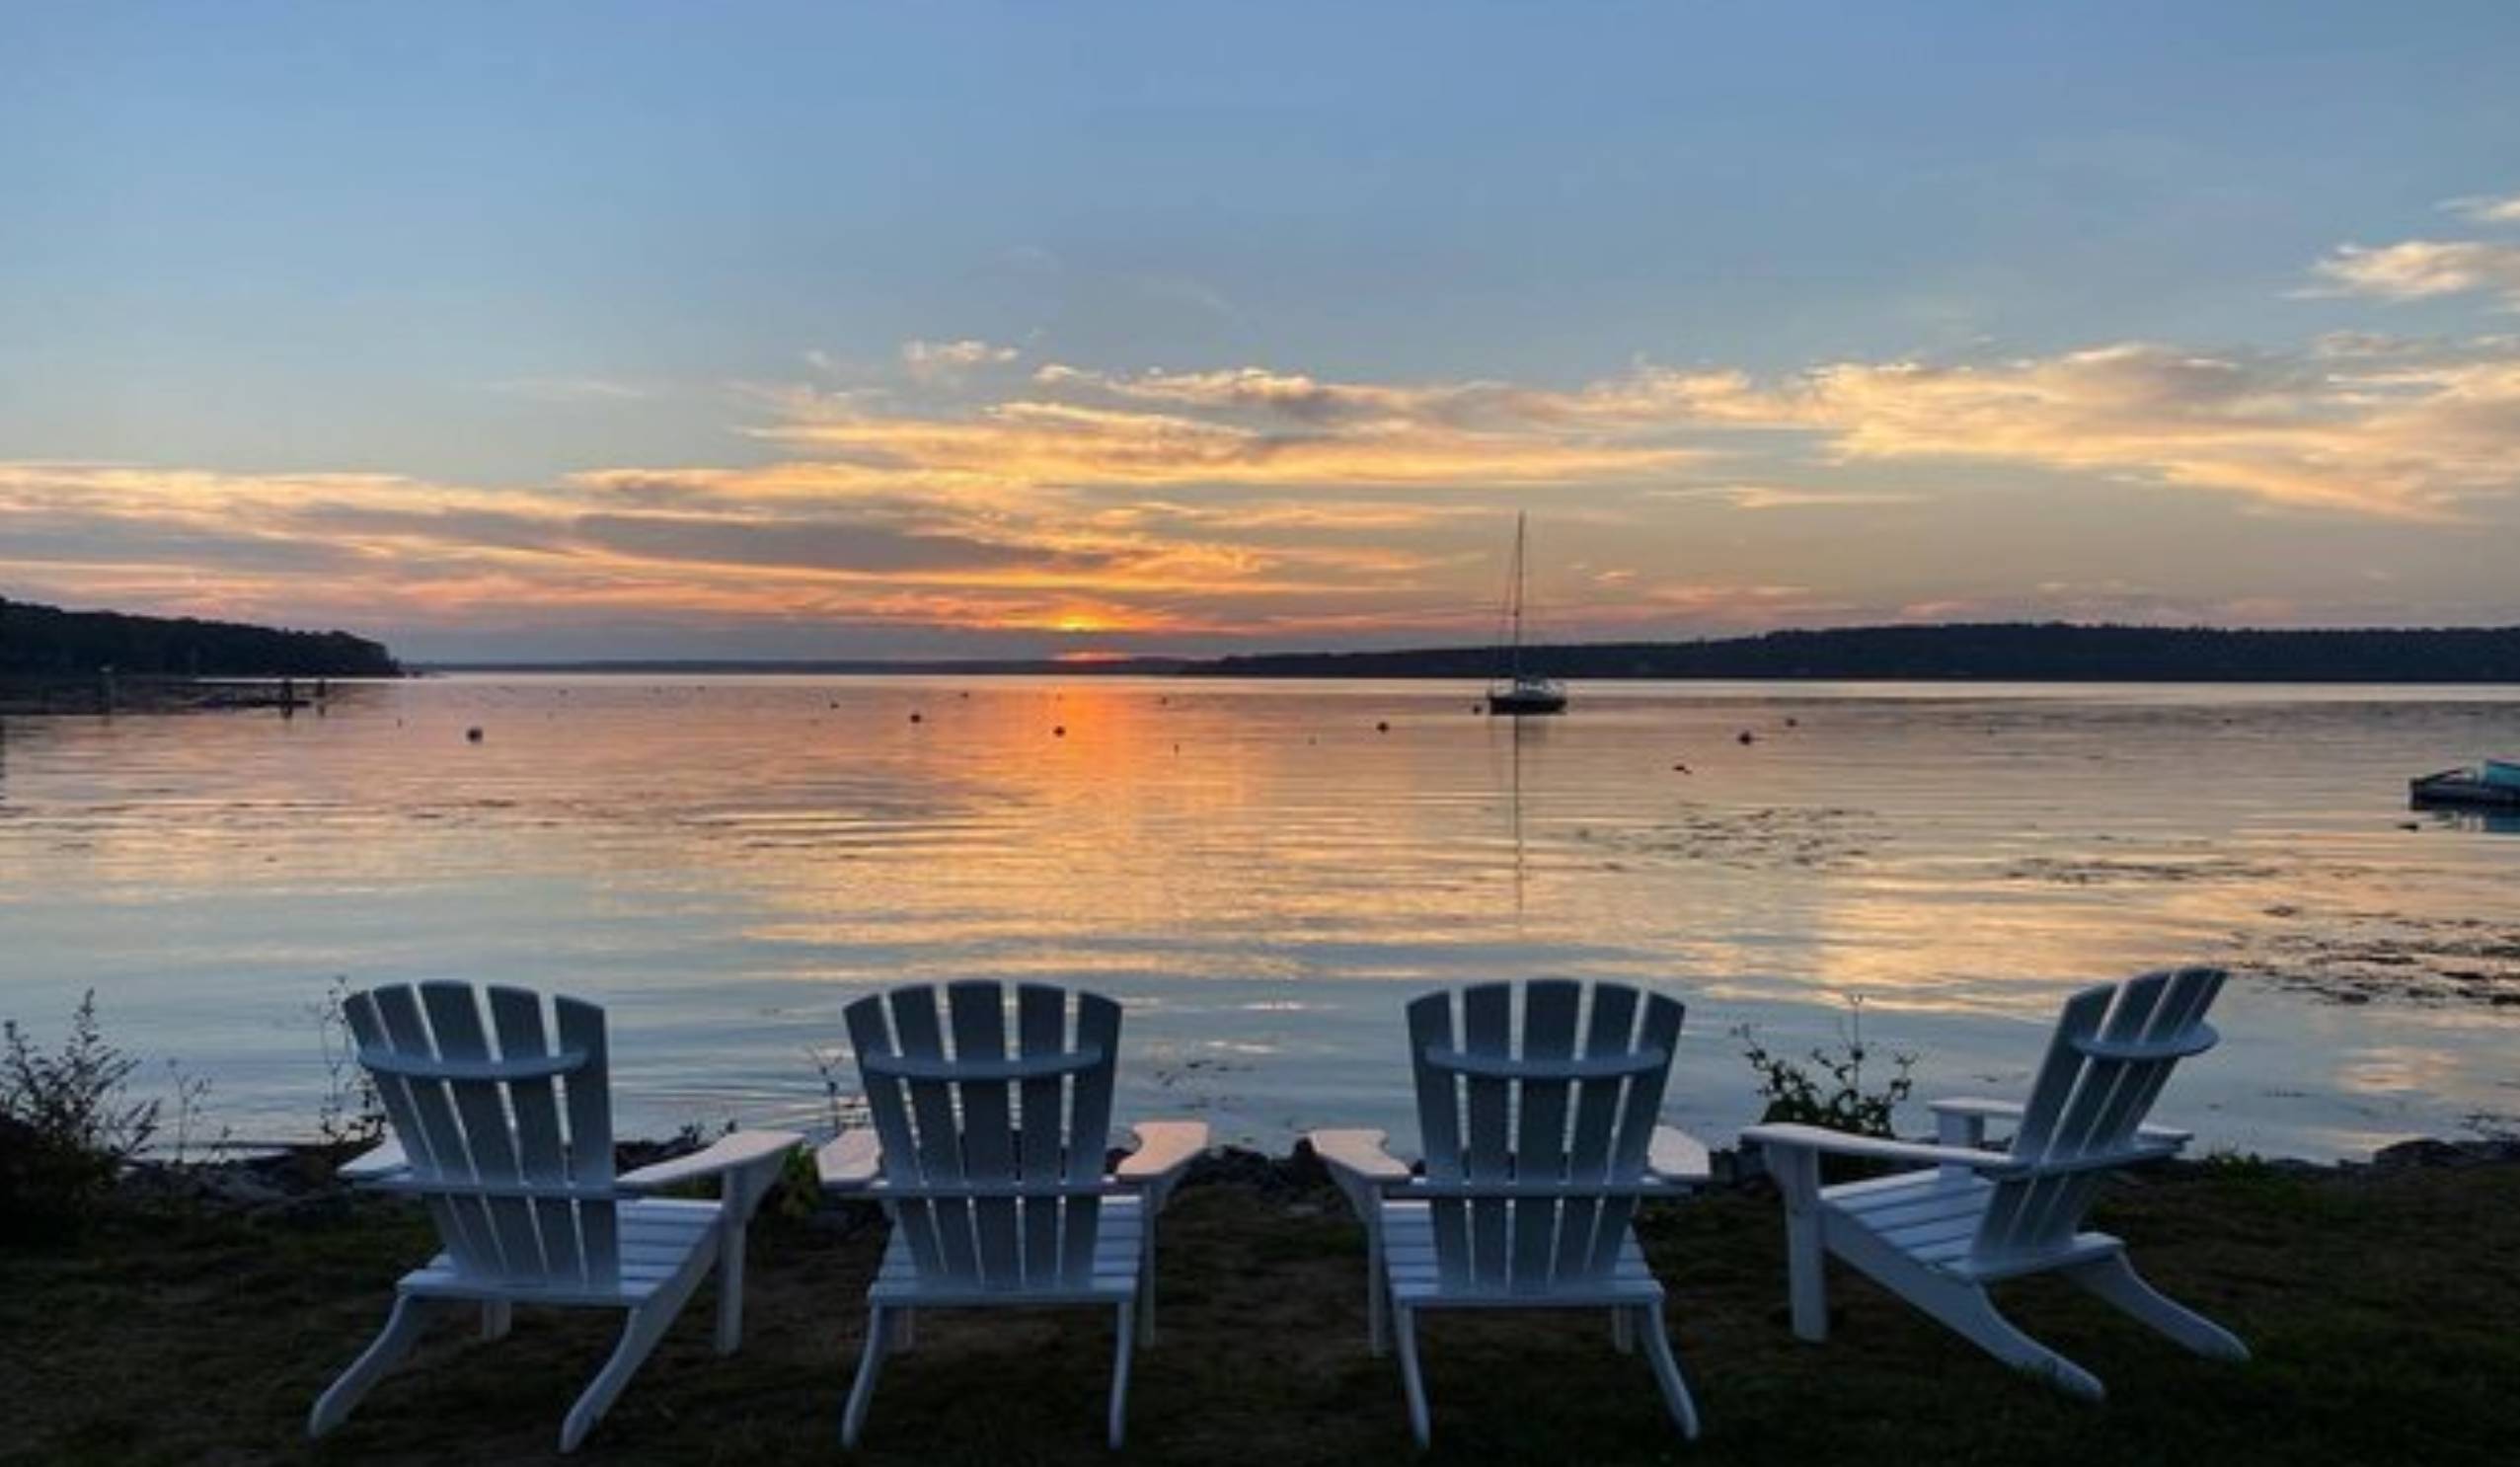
[3, 1156, 2515, 1465]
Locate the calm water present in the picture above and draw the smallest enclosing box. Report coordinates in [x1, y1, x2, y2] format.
[1, 676, 2514, 1160]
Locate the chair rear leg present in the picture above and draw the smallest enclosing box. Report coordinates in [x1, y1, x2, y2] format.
[2064, 1253, 2250, 1361]
[1393, 1304, 1432, 1447]
[1639, 1301, 1702, 1440]
[1773, 1148, 1829, 1341]
[308, 1293, 439, 1437]
[482, 1300, 513, 1340]
[1612, 1305, 1636, 1353]
[1108, 1299, 1138, 1449]
[842, 1305, 890, 1448]
[715, 1213, 749, 1354]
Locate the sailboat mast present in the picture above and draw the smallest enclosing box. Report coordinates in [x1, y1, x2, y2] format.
[1509, 510, 1526, 680]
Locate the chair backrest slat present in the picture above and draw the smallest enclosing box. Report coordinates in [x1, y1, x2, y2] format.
[345, 982, 619, 1290]
[844, 997, 945, 1278]
[1507, 981, 1581, 1289]
[1591, 991, 1684, 1276]
[1059, 992, 1121, 1284]
[420, 982, 544, 1281]
[1459, 984, 1514, 1284]
[893, 986, 980, 1282]
[1017, 983, 1070, 1284]
[1408, 981, 1685, 1292]
[1406, 993, 1473, 1286]
[849, 982, 1121, 1293]
[949, 982, 1025, 1288]
[372, 984, 500, 1275]
[1551, 982, 1640, 1279]
[489, 986, 583, 1283]
[1972, 968, 2224, 1264]
[344, 989, 479, 1274]
[553, 996, 618, 1280]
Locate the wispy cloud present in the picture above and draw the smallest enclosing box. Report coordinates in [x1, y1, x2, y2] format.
[2311, 240, 2520, 307]
[1639, 342, 2520, 519]
[2444, 191, 2520, 224]
[756, 391, 1707, 490]
[899, 338, 1021, 384]
[1640, 484, 1926, 510]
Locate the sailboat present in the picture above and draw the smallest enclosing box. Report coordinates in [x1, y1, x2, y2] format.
[1486, 511, 1567, 716]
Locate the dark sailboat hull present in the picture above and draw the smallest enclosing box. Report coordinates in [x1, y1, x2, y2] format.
[1488, 688, 1567, 716]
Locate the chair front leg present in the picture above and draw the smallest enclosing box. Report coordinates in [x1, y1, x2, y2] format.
[1108, 1299, 1138, 1449]
[715, 1155, 785, 1353]
[562, 1295, 690, 1453]
[1139, 1201, 1163, 1343]
[1393, 1303, 1431, 1447]
[308, 1293, 444, 1437]
[1639, 1302, 1701, 1440]
[1363, 1200, 1390, 1356]
[841, 1305, 889, 1448]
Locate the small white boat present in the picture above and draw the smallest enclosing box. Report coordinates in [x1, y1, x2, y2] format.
[1486, 512, 1565, 717]
[2409, 758, 2520, 809]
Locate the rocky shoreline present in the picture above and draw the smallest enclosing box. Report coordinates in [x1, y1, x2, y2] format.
[120, 1131, 2520, 1230]
[0, 673, 348, 716]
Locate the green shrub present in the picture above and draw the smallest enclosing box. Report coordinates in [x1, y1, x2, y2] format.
[1, 991, 161, 1240]
[1733, 995, 1916, 1139]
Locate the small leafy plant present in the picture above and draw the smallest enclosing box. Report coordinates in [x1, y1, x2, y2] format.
[310, 976, 385, 1154]
[1733, 995, 1916, 1139]
[162, 1059, 228, 1165]
[1, 990, 162, 1237]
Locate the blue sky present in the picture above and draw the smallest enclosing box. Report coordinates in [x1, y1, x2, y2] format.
[6, 3, 2520, 658]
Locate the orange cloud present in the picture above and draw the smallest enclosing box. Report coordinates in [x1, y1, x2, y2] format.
[10, 316, 2520, 648]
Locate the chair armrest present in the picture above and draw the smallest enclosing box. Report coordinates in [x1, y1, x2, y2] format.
[1647, 1124, 1713, 1184]
[815, 1127, 884, 1194]
[336, 1136, 409, 1182]
[1926, 1097, 2193, 1150]
[1742, 1122, 2019, 1173]
[618, 1129, 802, 1193]
[1308, 1128, 1412, 1187]
[1114, 1120, 1208, 1195]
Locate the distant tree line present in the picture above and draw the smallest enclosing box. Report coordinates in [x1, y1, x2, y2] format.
[0, 597, 400, 678]
[1197, 623, 2520, 682]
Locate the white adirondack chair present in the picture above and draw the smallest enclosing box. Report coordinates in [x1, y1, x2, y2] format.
[1742, 965, 2249, 1401]
[817, 980, 1208, 1449]
[307, 982, 801, 1452]
[1307, 979, 1715, 1447]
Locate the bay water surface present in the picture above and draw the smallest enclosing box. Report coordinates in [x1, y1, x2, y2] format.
[1, 675, 2514, 1160]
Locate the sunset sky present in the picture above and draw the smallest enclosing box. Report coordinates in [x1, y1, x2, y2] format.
[7, 2, 2520, 659]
